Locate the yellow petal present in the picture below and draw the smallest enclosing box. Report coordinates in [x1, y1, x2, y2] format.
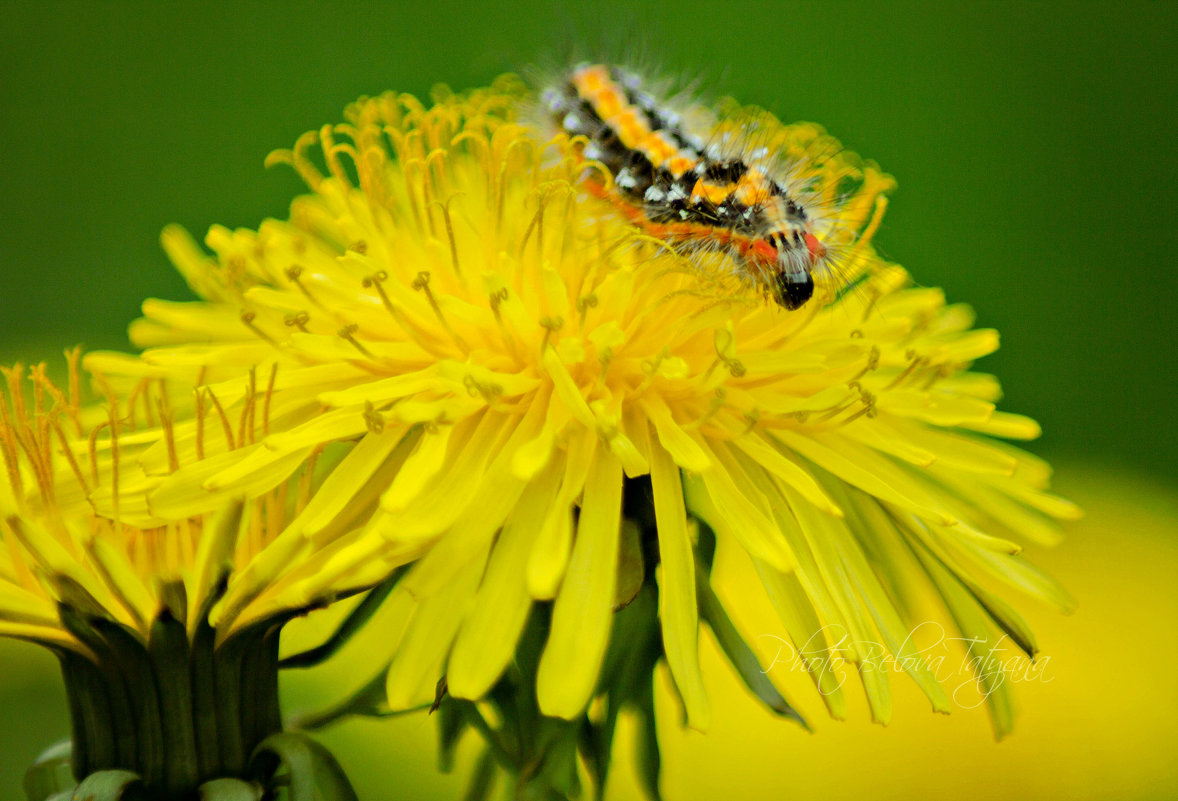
[398, 398, 549, 600]
[447, 468, 560, 698]
[382, 425, 454, 512]
[775, 430, 956, 526]
[650, 440, 710, 730]
[729, 429, 842, 517]
[527, 432, 594, 599]
[698, 441, 796, 572]
[779, 479, 950, 715]
[299, 425, 413, 535]
[537, 449, 623, 718]
[386, 547, 488, 709]
[958, 411, 1042, 440]
[641, 395, 711, 473]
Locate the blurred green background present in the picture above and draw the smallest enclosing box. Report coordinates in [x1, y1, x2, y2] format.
[1, 1, 1175, 798]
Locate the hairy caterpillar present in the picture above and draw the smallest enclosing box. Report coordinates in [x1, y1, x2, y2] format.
[541, 63, 833, 310]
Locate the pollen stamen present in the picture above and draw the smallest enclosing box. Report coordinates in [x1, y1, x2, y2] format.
[816, 394, 860, 422]
[850, 346, 882, 382]
[319, 125, 354, 188]
[427, 148, 451, 200]
[285, 265, 326, 311]
[844, 195, 889, 271]
[429, 195, 464, 278]
[413, 270, 470, 352]
[419, 156, 440, 238]
[715, 351, 746, 379]
[124, 380, 145, 430]
[520, 182, 574, 262]
[538, 315, 564, 353]
[495, 136, 535, 230]
[364, 401, 385, 434]
[709, 329, 747, 379]
[451, 130, 493, 201]
[262, 364, 277, 438]
[0, 411, 25, 504]
[921, 363, 954, 390]
[284, 311, 311, 333]
[634, 348, 670, 395]
[885, 353, 930, 390]
[204, 387, 236, 451]
[401, 157, 429, 235]
[28, 365, 56, 478]
[194, 387, 206, 461]
[338, 323, 376, 359]
[594, 347, 614, 390]
[487, 287, 522, 362]
[296, 444, 324, 514]
[840, 388, 878, 425]
[106, 402, 121, 535]
[141, 380, 157, 429]
[742, 409, 761, 434]
[88, 419, 109, 487]
[684, 388, 728, 431]
[519, 198, 545, 256]
[417, 149, 452, 235]
[363, 272, 405, 326]
[2, 365, 28, 425]
[463, 374, 503, 405]
[242, 311, 280, 347]
[155, 395, 179, 474]
[575, 293, 598, 330]
[365, 271, 447, 356]
[33, 365, 68, 426]
[50, 418, 91, 499]
[237, 368, 258, 447]
[264, 130, 323, 190]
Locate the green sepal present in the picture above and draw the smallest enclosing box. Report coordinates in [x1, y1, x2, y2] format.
[528, 726, 582, 800]
[197, 777, 265, 800]
[696, 564, 808, 730]
[70, 770, 148, 801]
[157, 580, 189, 629]
[212, 624, 257, 774]
[250, 732, 359, 801]
[55, 611, 129, 771]
[23, 740, 75, 801]
[53, 575, 119, 622]
[240, 627, 283, 754]
[632, 686, 662, 801]
[461, 750, 497, 801]
[614, 519, 645, 611]
[436, 694, 469, 773]
[190, 617, 220, 782]
[88, 617, 167, 787]
[148, 609, 199, 796]
[693, 517, 718, 571]
[449, 698, 514, 769]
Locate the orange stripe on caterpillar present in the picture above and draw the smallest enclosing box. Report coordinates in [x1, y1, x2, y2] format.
[544, 63, 835, 310]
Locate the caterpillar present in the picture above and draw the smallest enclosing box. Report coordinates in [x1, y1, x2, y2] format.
[540, 63, 831, 310]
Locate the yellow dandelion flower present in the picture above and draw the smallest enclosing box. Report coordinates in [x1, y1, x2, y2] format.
[0, 354, 361, 798]
[85, 75, 1078, 780]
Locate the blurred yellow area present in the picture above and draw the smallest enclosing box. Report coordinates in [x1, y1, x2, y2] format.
[2, 463, 1175, 800]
